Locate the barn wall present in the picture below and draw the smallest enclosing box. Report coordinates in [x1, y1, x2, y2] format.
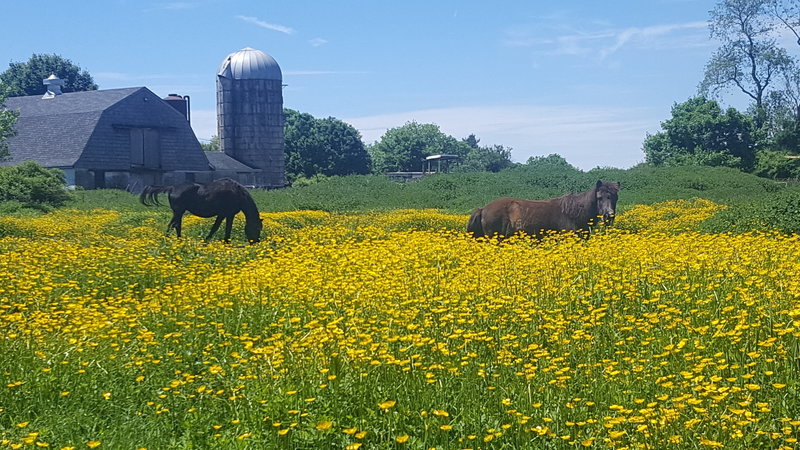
[77, 88, 210, 173]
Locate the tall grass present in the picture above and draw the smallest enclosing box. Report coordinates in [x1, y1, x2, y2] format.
[0, 208, 799, 448]
[65, 165, 794, 215]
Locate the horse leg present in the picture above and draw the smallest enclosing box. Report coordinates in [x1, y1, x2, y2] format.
[167, 211, 184, 238]
[223, 215, 234, 243]
[205, 216, 225, 242]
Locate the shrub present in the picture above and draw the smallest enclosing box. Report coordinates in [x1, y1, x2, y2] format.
[701, 190, 800, 234]
[0, 161, 71, 210]
[752, 150, 800, 180]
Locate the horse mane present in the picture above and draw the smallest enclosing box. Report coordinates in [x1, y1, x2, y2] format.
[557, 188, 595, 220]
[233, 183, 260, 222]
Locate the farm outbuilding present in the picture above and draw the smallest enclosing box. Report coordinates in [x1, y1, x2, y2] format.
[1, 47, 286, 190]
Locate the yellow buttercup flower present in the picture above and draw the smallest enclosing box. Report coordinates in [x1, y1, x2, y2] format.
[378, 400, 396, 411]
[315, 421, 333, 431]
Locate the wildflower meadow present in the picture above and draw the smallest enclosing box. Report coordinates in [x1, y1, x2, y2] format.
[0, 202, 798, 449]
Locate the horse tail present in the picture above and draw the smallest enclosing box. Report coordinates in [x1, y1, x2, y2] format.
[139, 185, 173, 206]
[467, 208, 484, 238]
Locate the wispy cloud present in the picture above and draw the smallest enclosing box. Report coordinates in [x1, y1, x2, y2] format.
[285, 70, 370, 76]
[143, 2, 198, 12]
[504, 20, 710, 61]
[187, 104, 657, 168]
[236, 15, 294, 35]
[343, 105, 659, 169]
[94, 72, 199, 82]
[309, 38, 329, 47]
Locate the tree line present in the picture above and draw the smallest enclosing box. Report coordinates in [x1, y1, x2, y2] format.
[645, 0, 800, 178]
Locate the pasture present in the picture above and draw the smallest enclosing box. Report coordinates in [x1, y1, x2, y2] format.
[0, 197, 798, 449]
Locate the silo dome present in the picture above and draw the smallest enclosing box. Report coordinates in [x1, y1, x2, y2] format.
[218, 47, 282, 80]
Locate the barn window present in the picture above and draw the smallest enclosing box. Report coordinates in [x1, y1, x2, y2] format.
[130, 128, 161, 169]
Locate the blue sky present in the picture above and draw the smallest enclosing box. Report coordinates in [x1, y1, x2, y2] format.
[2, 1, 737, 169]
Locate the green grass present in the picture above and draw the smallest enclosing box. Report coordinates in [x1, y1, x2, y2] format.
[66, 165, 796, 216]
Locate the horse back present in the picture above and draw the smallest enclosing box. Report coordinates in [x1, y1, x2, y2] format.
[481, 197, 566, 237]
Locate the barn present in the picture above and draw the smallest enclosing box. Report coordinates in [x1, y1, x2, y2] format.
[1, 47, 286, 190]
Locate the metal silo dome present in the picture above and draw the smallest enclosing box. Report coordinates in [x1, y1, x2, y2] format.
[218, 47, 282, 80]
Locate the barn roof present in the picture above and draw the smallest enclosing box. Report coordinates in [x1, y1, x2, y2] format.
[204, 151, 260, 172]
[2, 88, 144, 167]
[2, 87, 211, 172]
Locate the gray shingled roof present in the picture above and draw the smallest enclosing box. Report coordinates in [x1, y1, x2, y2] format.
[2, 88, 143, 167]
[2, 87, 211, 172]
[205, 151, 259, 172]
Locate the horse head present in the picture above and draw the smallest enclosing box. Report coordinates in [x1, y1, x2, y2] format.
[595, 180, 620, 226]
[245, 218, 263, 244]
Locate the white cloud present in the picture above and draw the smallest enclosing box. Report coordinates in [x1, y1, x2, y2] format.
[94, 72, 185, 82]
[309, 38, 328, 47]
[344, 105, 658, 170]
[236, 15, 294, 35]
[143, 2, 197, 12]
[505, 20, 711, 61]
[188, 105, 658, 170]
[284, 70, 370, 76]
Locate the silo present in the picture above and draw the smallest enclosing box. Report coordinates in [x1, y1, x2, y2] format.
[216, 47, 285, 187]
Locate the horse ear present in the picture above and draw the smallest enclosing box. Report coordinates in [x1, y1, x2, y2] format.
[614, 181, 621, 190]
[596, 180, 603, 189]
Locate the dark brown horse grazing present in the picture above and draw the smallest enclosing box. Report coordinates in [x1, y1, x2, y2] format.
[140, 178, 262, 243]
[467, 180, 620, 239]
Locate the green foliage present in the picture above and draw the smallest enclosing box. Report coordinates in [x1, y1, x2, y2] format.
[61, 164, 788, 218]
[0, 87, 18, 159]
[525, 153, 578, 170]
[368, 121, 470, 173]
[643, 97, 756, 170]
[752, 150, 800, 179]
[0, 53, 98, 97]
[199, 135, 220, 151]
[291, 173, 330, 187]
[452, 134, 515, 173]
[284, 109, 371, 181]
[244, 164, 783, 215]
[702, 189, 800, 234]
[0, 162, 71, 210]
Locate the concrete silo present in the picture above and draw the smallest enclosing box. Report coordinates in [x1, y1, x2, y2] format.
[217, 47, 285, 187]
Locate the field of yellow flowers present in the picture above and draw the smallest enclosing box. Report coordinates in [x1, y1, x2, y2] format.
[1, 202, 799, 449]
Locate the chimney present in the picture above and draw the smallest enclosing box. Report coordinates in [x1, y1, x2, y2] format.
[42, 74, 64, 99]
[163, 93, 191, 124]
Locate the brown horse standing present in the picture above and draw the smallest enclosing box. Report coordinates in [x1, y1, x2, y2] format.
[467, 180, 620, 238]
[140, 178, 262, 243]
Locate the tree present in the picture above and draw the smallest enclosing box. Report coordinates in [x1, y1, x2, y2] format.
[200, 135, 220, 151]
[368, 121, 470, 173]
[700, 0, 794, 122]
[0, 87, 18, 160]
[283, 109, 370, 181]
[454, 134, 515, 172]
[770, 0, 800, 46]
[525, 153, 578, 169]
[643, 97, 757, 170]
[1, 53, 97, 97]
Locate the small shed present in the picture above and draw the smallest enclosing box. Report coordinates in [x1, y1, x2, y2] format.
[423, 154, 461, 174]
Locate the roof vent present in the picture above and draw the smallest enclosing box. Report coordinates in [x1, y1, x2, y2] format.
[42, 74, 64, 99]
